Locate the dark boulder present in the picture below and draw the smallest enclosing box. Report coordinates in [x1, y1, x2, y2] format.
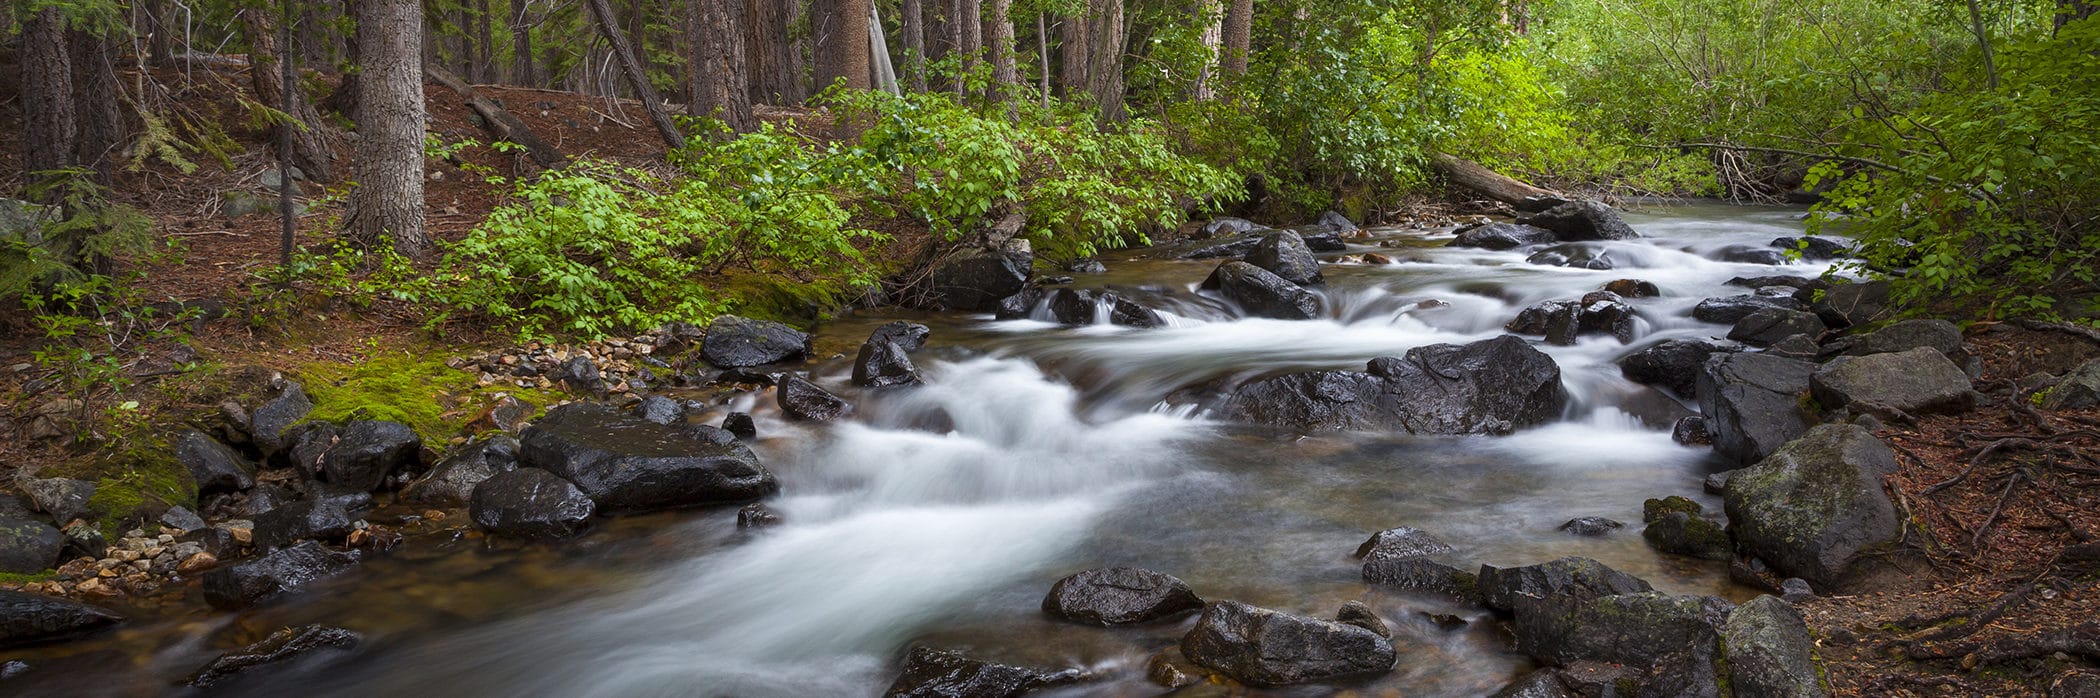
[61, 523, 106, 560]
[1047, 289, 1164, 328]
[994, 287, 1045, 319]
[736, 502, 781, 529]
[177, 429, 255, 496]
[853, 340, 921, 388]
[1361, 558, 1478, 603]
[932, 243, 1033, 312]
[1218, 336, 1566, 434]
[1316, 211, 1361, 235]
[0, 516, 61, 575]
[778, 375, 852, 422]
[1673, 416, 1712, 446]
[1492, 670, 1579, 698]
[2044, 360, 2100, 410]
[22, 479, 92, 525]
[1771, 236, 1851, 261]
[1576, 293, 1639, 343]
[699, 315, 811, 367]
[1512, 591, 1732, 669]
[1507, 300, 1581, 345]
[1821, 319, 1965, 362]
[1451, 223, 1556, 250]
[0, 591, 122, 648]
[1723, 596, 1830, 698]
[404, 436, 518, 505]
[1558, 517, 1624, 537]
[1807, 281, 1890, 329]
[185, 625, 362, 688]
[160, 506, 207, 533]
[201, 541, 359, 610]
[248, 381, 313, 456]
[469, 468, 595, 540]
[253, 500, 355, 550]
[1353, 526, 1453, 561]
[1620, 340, 1733, 398]
[1179, 237, 1261, 260]
[1643, 512, 1731, 561]
[1724, 424, 1902, 590]
[280, 422, 340, 478]
[1477, 557, 1652, 614]
[1693, 294, 1808, 325]
[1041, 567, 1204, 625]
[870, 321, 931, 352]
[1200, 217, 1266, 238]
[1180, 601, 1395, 687]
[721, 413, 757, 440]
[882, 646, 1082, 698]
[1245, 230, 1324, 285]
[1729, 308, 1827, 347]
[1301, 231, 1349, 251]
[1201, 261, 1322, 320]
[519, 403, 778, 513]
[1719, 245, 1789, 265]
[1602, 279, 1662, 298]
[1517, 201, 1639, 241]
[1697, 353, 1816, 465]
[316, 420, 421, 492]
[1811, 347, 1975, 416]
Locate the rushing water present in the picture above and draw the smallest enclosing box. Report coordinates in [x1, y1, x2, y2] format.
[7, 203, 1839, 697]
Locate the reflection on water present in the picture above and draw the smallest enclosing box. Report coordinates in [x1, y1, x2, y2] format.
[6, 202, 1828, 697]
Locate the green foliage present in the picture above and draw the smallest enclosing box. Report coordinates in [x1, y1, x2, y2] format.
[1, 170, 156, 300]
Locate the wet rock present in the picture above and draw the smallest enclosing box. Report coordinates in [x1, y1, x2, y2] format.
[721, 413, 757, 440]
[280, 422, 340, 477]
[1316, 211, 1361, 235]
[317, 420, 421, 492]
[2044, 360, 2100, 410]
[632, 395, 684, 425]
[1361, 558, 1479, 602]
[1450, 223, 1556, 250]
[253, 500, 355, 550]
[520, 403, 777, 513]
[1517, 201, 1640, 241]
[22, 479, 92, 525]
[1200, 217, 1266, 238]
[1673, 416, 1712, 446]
[1180, 236, 1261, 260]
[1218, 335, 1566, 435]
[1619, 339, 1732, 398]
[0, 516, 61, 574]
[160, 506, 207, 533]
[1724, 424, 1901, 590]
[1301, 231, 1348, 251]
[1525, 246, 1613, 270]
[1493, 670, 1579, 698]
[1693, 294, 1808, 325]
[700, 315, 811, 367]
[1353, 526, 1453, 561]
[0, 590, 123, 648]
[994, 287, 1044, 319]
[1180, 601, 1395, 687]
[853, 339, 921, 388]
[177, 429, 256, 495]
[1602, 279, 1661, 298]
[1770, 236, 1850, 261]
[557, 355, 603, 394]
[1243, 230, 1324, 286]
[1477, 557, 1653, 614]
[1642, 495, 1702, 522]
[248, 381, 313, 456]
[201, 540, 359, 610]
[1811, 346, 1975, 416]
[870, 321, 931, 352]
[1201, 261, 1322, 320]
[1047, 288, 1164, 328]
[1719, 245, 1789, 265]
[1067, 259, 1107, 274]
[1643, 512, 1731, 561]
[778, 375, 852, 422]
[1729, 308, 1827, 347]
[1513, 590, 1731, 669]
[185, 625, 362, 688]
[469, 468, 594, 540]
[1822, 318, 1967, 364]
[1723, 596, 1829, 697]
[932, 242, 1033, 312]
[1558, 517, 1623, 537]
[736, 502, 781, 529]
[404, 436, 519, 505]
[1730, 275, 1821, 290]
[1041, 567, 1204, 625]
[1766, 334, 1822, 360]
[1335, 601, 1390, 638]
[1807, 280, 1890, 329]
[1697, 353, 1816, 465]
[1576, 292, 1638, 343]
[882, 646, 1082, 698]
[1507, 300, 1581, 345]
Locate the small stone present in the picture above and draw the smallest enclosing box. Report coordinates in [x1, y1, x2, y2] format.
[1780, 578, 1815, 603]
[1558, 517, 1624, 536]
[177, 552, 219, 575]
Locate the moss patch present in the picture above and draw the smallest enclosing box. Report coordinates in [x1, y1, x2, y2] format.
[715, 272, 865, 327]
[0, 570, 58, 585]
[45, 431, 200, 539]
[293, 346, 563, 441]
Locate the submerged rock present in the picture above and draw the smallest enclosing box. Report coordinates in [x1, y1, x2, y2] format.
[519, 403, 778, 513]
[778, 375, 853, 422]
[1180, 601, 1396, 687]
[0, 590, 122, 649]
[1353, 527, 1454, 561]
[201, 541, 359, 610]
[1244, 230, 1324, 285]
[1219, 336, 1565, 434]
[1451, 223, 1556, 250]
[1517, 201, 1639, 241]
[1724, 424, 1901, 590]
[186, 625, 362, 688]
[470, 468, 595, 540]
[1047, 288, 1164, 328]
[1202, 261, 1322, 320]
[882, 646, 1082, 698]
[1558, 517, 1624, 537]
[1335, 601, 1391, 638]
[1041, 567, 1204, 625]
[700, 315, 811, 367]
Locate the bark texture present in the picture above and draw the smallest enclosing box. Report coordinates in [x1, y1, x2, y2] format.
[512, 0, 536, 85]
[1222, 0, 1253, 76]
[694, 0, 756, 132]
[69, 28, 122, 184]
[21, 8, 75, 197]
[986, 0, 1015, 106]
[901, 0, 927, 91]
[814, 0, 872, 92]
[241, 8, 337, 183]
[346, 0, 431, 259]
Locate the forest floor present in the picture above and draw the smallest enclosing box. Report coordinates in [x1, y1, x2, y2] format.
[2, 60, 2099, 696]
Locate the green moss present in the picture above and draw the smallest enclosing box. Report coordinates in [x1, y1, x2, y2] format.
[1643, 495, 1704, 523]
[48, 431, 200, 539]
[0, 570, 57, 584]
[294, 347, 564, 441]
[714, 272, 864, 326]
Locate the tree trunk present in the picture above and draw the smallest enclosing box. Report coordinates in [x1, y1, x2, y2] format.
[959, 0, 982, 93]
[814, 0, 871, 93]
[346, 0, 430, 259]
[694, 0, 756, 132]
[21, 7, 76, 198]
[427, 64, 568, 168]
[146, 0, 176, 68]
[1193, 0, 1222, 100]
[585, 0, 686, 149]
[901, 0, 926, 91]
[69, 28, 123, 185]
[1221, 0, 1252, 77]
[1430, 153, 1560, 206]
[242, 8, 337, 183]
[474, 0, 496, 82]
[745, 0, 796, 103]
[1084, 0, 1124, 122]
[985, 0, 1014, 107]
[1059, 6, 1087, 100]
[1036, 13, 1050, 107]
[512, 0, 536, 85]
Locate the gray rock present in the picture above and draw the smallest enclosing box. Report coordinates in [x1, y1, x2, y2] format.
[1041, 567, 1204, 625]
[1674, 416, 1712, 446]
[1694, 294, 1808, 325]
[1724, 424, 1901, 590]
[633, 395, 684, 425]
[0, 517, 61, 574]
[404, 436, 519, 505]
[1180, 601, 1395, 687]
[185, 625, 361, 688]
[882, 646, 1081, 698]
[520, 403, 777, 513]
[1719, 245, 1789, 265]
[1811, 346, 1975, 415]
[1512, 591, 1732, 669]
[778, 375, 852, 422]
[1492, 670, 1579, 698]
[1245, 230, 1324, 285]
[316, 420, 422, 492]
[932, 243, 1033, 312]
[1642, 512, 1731, 561]
[1199, 217, 1266, 238]
[1335, 601, 1390, 638]
[1354, 526, 1454, 560]
[60, 523, 106, 560]
[1558, 517, 1624, 536]
[869, 321, 931, 352]
[0, 590, 123, 649]
[1766, 334, 1822, 360]
[1723, 596, 1829, 697]
[1704, 470, 1736, 494]
[1361, 558, 1479, 602]
[1202, 261, 1322, 320]
[853, 339, 921, 387]
[1780, 578, 1816, 603]
[252, 500, 355, 550]
[1697, 352, 1816, 465]
[176, 429, 256, 496]
[700, 315, 811, 367]
[1478, 557, 1652, 614]
[2042, 360, 2100, 410]
[21, 479, 92, 524]
[1621, 340, 1733, 398]
[1807, 281, 1890, 329]
[1316, 211, 1361, 235]
[1517, 201, 1639, 241]
[160, 506, 207, 532]
[201, 540, 359, 610]
[1451, 223, 1556, 250]
[1729, 308, 1827, 347]
[470, 468, 595, 540]
[1218, 336, 1566, 435]
[1821, 318, 1964, 361]
[248, 381, 313, 457]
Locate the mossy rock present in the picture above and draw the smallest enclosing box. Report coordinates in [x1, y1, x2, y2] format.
[1643, 495, 1703, 523]
[45, 432, 200, 539]
[293, 349, 561, 442]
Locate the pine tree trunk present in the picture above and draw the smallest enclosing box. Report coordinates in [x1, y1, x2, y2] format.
[68, 29, 123, 185]
[474, 0, 496, 82]
[146, 0, 176, 68]
[585, 0, 687, 149]
[745, 0, 796, 103]
[986, 0, 1014, 107]
[242, 9, 337, 183]
[960, 0, 982, 93]
[1085, 0, 1124, 122]
[1059, 6, 1088, 100]
[814, 0, 871, 93]
[346, 0, 430, 259]
[1193, 0, 1222, 100]
[901, 0, 926, 91]
[694, 0, 756, 132]
[1221, 0, 1252, 76]
[1036, 13, 1050, 107]
[512, 0, 536, 85]
[21, 7, 76, 198]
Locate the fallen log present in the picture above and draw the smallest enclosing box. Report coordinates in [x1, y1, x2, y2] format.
[1430, 152, 1560, 207]
[424, 64, 569, 171]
